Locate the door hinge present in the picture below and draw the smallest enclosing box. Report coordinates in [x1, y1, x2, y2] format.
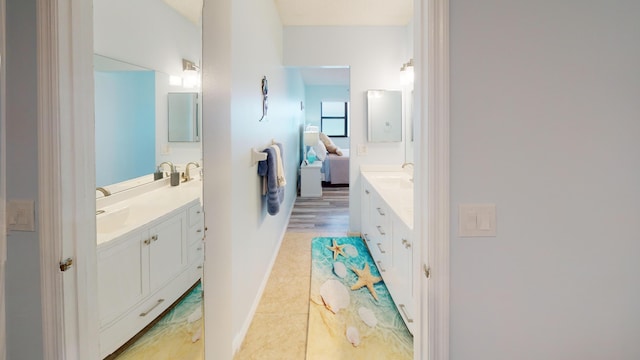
[59, 258, 74, 272]
[423, 264, 430, 279]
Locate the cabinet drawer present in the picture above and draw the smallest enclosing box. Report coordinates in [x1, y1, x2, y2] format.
[188, 203, 203, 227]
[188, 240, 204, 264]
[188, 222, 205, 245]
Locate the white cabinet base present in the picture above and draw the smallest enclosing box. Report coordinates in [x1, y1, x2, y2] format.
[300, 161, 323, 197]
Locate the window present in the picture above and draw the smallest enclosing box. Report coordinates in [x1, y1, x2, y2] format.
[321, 101, 349, 137]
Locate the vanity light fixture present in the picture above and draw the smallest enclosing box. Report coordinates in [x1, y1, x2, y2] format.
[182, 58, 201, 89]
[400, 58, 414, 85]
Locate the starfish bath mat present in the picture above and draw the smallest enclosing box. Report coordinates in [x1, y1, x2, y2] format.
[307, 237, 413, 359]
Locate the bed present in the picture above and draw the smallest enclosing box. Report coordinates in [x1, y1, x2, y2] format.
[320, 149, 350, 185]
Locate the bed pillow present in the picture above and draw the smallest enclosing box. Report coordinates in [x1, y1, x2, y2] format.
[319, 132, 343, 156]
[313, 140, 328, 161]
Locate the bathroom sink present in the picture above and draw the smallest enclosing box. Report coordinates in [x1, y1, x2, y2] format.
[96, 206, 130, 233]
[372, 175, 413, 190]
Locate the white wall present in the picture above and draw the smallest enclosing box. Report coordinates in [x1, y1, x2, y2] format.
[284, 26, 410, 231]
[202, 0, 305, 355]
[450, 1, 640, 359]
[5, 0, 44, 359]
[94, 0, 202, 172]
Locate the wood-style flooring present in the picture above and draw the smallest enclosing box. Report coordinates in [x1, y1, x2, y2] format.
[287, 186, 350, 233]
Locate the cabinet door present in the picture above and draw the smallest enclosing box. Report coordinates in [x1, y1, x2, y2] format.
[97, 230, 146, 327]
[392, 217, 413, 298]
[148, 213, 186, 291]
[391, 215, 415, 333]
[361, 179, 372, 244]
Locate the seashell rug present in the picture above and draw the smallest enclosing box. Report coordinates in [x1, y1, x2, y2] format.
[307, 237, 413, 359]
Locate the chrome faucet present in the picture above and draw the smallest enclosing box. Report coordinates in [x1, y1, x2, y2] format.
[184, 161, 201, 182]
[96, 187, 111, 197]
[158, 161, 175, 176]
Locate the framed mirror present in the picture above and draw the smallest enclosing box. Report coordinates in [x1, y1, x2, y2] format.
[168, 92, 200, 142]
[366, 89, 402, 142]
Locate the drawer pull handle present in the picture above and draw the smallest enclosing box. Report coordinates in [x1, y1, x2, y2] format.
[196, 229, 202, 233]
[197, 247, 202, 251]
[376, 260, 386, 272]
[139, 298, 165, 317]
[143, 239, 151, 245]
[399, 304, 414, 323]
[151, 235, 158, 242]
[376, 243, 386, 254]
[376, 207, 385, 216]
[365, 189, 370, 194]
[197, 265, 203, 269]
[402, 239, 412, 249]
[376, 225, 386, 236]
[363, 233, 370, 242]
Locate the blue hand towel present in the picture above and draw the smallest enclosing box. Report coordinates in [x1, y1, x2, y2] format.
[257, 143, 285, 215]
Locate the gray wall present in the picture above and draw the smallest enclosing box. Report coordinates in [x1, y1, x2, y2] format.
[5, 0, 44, 359]
[450, 1, 640, 359]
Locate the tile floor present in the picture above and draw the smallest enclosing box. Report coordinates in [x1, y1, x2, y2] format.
[233, 230, 347, 359]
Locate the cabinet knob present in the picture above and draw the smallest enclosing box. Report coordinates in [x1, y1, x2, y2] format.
[402, 238, 411, 248]
[143, 239, 151, 245]
[151, 235, 158, 241]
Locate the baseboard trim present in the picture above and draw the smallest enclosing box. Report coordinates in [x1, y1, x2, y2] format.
[231, 203, 295, 355]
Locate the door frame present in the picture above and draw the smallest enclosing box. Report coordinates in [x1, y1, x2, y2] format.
[38, 0, 451, 359]
[417, 0, 451, 359]
[37, 0, 99, 359]
[0, 0, 6, 357]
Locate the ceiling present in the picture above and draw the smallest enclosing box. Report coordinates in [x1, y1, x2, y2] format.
[274, 0, 413, 26]
[163, 0, 412, 86]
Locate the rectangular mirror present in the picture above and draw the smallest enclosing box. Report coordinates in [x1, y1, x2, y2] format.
[168, 92, 200, 142]
[366, 89, 402, 142]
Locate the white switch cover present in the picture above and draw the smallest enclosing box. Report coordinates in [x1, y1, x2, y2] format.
[459, 203, 496, 237]
[357, 144, 368, 156]
[7, 199, 36, 232]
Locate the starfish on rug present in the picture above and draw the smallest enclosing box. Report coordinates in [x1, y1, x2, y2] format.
[351, 263, 382, 301]
[326, 238, 346, 260]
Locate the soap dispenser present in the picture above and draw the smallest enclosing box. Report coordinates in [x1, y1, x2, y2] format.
[154, 166, 164, 180]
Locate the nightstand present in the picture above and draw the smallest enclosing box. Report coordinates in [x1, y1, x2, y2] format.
[300, 161, 323, 197]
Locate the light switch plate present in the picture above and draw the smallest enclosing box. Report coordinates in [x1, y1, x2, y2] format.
[459, 203, 496, 237]
[357, 144, 368, 156]
[7, 199, 36, 232]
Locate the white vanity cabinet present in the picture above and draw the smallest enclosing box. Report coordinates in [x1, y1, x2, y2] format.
[360, 170, 415, 334]
[97, 199, 201, 358]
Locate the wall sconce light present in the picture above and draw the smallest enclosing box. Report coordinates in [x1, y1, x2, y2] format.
[182, 58, 201, 89]
[400, 58, 414, 85]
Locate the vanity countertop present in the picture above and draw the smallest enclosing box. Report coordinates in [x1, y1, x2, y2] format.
[96, 180, 202, 246]
[361, 167, 414, 229]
